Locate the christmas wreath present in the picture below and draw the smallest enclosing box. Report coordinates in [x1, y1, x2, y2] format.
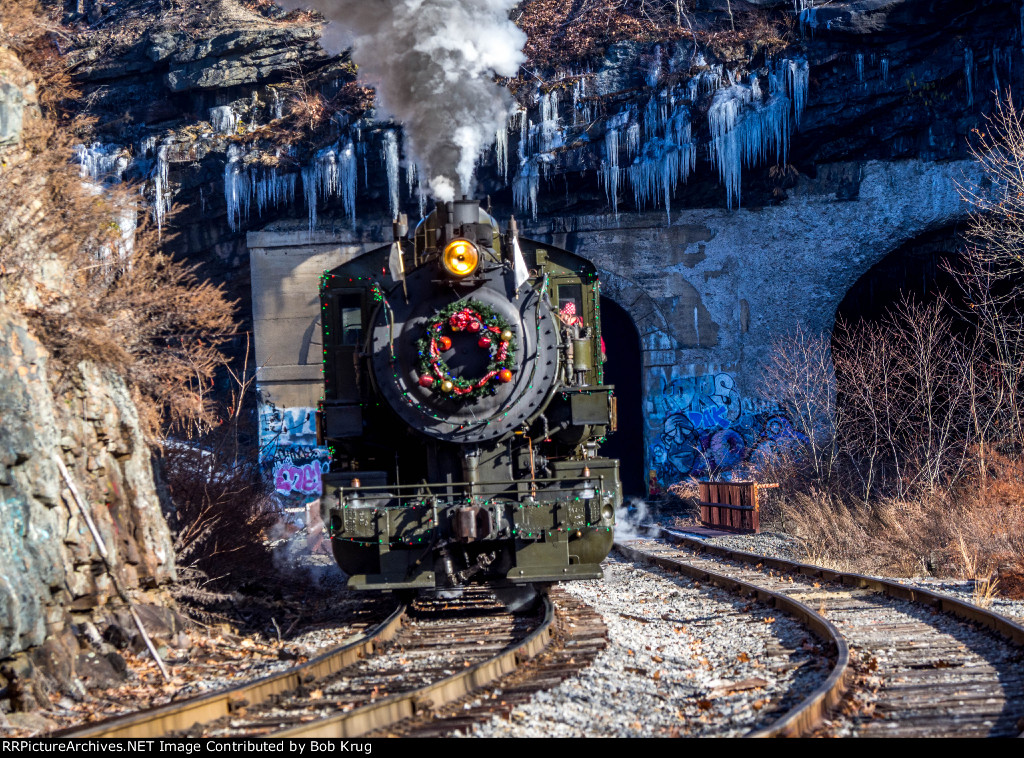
[415, 300, 517, 400]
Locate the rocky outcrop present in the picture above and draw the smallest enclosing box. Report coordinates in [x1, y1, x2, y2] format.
[0, 308, 177, 702]
[0, 43, 177, 715]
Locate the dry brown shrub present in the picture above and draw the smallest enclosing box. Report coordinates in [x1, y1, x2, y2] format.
[948, 453, 1024, 579]
[162, 425, 281, 592]
[516, 0, 682, 70]
[0, 2, 236, 436]
[756, 302, 1024, 582]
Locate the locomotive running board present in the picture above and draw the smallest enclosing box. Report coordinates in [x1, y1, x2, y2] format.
[349, 571, 438, 590]
[506, 563, 604, 583]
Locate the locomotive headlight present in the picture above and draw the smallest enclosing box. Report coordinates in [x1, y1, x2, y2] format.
[442, 238, 480, 277]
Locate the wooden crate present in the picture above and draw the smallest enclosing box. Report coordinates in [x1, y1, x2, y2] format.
[698, 481, 776, 534]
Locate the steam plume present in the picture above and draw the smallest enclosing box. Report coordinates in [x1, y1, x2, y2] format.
[277, 0, 525, 201]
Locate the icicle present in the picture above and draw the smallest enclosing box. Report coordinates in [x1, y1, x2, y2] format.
[302, 145, 337, 233]
[537, 90, 562, 153]
[512, 160, 540, 221]
[880, 56, 890, 84]
[495, 122, 509, 183]
[602, 128, 620, 218]
[358, 140, 369, 190]
[254, 170, 297, 217]
[688, 65, 724, 101]
[854, 53, 864, 82]
[302, 140, 359, 228]
[708, 86, 750, 210]
[339, 140, 357, 226]
[797, 0, 817, 34]
[511, 107, 528, 162]
[73, 143, 128, 183]
[224, 144, 249, 232]
[643, 96, 659, 140]
[152, 138, 173, 236]
[406, 161, 418, 197]
[115, 201, 137, 262]
[382, 130, 399, 220]
[225, 145, 297, 232]
[779, 58, 810, 128]
[210, 106, 237, 135]
[572, 76, 592, 124]
[708, 83, 791, 210]
[626, 139, 696, 223]
[140, 135, 158, 159]
[626, 122, 641, 160]
[667, 103, 692, 148]
[965, 48, 974, 107]
[646, 45, 662, 88]
[694, 307, 700, 345]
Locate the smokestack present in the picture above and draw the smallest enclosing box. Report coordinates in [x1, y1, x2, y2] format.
[276, 1, 525, 202]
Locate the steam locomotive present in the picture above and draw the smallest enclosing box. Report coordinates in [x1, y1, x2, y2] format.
[316, 198, 619, 595]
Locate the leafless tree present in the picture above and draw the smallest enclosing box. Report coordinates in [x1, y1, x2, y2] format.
[756, 325, 841, 484]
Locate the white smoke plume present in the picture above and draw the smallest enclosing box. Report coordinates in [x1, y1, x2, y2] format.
[614, 497, 651, 541]
[277, 0, 525, 201]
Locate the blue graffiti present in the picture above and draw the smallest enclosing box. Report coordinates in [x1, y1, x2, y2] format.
[687, 405, 730, 430]
[651, 410, 808, 484]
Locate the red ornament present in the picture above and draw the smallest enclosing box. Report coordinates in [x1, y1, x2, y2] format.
[478, 336, 492, 349]
[498, 368, 513, 383]
[437, 336, 452, 351]
[468, 320, 482, 333]
[418, 375, 435, 388]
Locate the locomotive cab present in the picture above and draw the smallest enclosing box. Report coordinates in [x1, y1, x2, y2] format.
[317, 198, 619, 593]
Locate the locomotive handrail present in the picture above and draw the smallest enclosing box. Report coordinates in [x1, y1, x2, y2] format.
[336, 475, 607, 493]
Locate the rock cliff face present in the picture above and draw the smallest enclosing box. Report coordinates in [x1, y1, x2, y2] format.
[0, 44, 176, 715]
[62, 0, 1019, 249]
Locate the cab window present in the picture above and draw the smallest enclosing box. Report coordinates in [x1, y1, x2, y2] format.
[556, 284, 584, 327]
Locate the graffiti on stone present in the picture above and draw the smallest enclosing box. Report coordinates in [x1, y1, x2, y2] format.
[273, 456, 330, 496]
[258, 402, 319, 460]
[258, 394, 331, 500]
[646, 370, 806, 484]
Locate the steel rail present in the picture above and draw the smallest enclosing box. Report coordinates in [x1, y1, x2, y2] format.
[60, 603, 407, 738]
[653, 526, 1024, 737]
[658, 527, 1024, 647]
[614, 540, 852, 738]
[272, 594, 556, 738]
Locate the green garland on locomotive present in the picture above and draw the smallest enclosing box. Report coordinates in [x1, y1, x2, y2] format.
[316, 199, 620, 593]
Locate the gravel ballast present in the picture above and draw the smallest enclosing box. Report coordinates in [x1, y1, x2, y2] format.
[470, 553, 831, 737]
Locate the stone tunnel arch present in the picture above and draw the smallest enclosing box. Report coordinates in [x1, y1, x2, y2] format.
[833, 224, 965, 330]
[598, 295, 646, 496]
[596, 268, 678, 497]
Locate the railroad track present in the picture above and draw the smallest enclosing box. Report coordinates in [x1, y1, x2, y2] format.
[366, 589, 606, 737]
[61, 602, 407, 738]
[63, 589, 564, 739]
[621, 529, 1024, 737]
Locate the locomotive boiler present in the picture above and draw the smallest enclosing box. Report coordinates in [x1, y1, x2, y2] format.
[316, 198, 619, 594]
